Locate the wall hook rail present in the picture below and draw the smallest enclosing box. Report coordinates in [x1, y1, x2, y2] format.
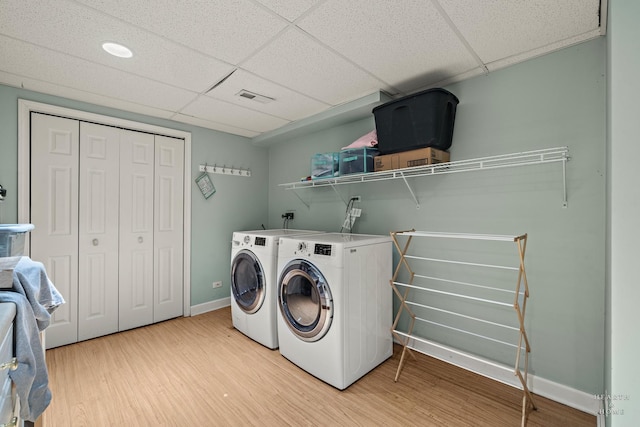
[199, 164, 251, 177]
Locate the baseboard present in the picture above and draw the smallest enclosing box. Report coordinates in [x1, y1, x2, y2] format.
[404, 338, 600, 416]
[596, 399, 605, 427]
[190, 297, 231, 316]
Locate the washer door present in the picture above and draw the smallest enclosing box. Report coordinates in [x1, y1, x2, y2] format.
[231, 250, 265, 314]
[278, 259, 333, 342]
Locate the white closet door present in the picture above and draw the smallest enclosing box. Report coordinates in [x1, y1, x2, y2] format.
[154, 135, 184, 322]
[119, 129, 155, 331]
[30, 113, 80, 348]
[77, 122, 120, 341]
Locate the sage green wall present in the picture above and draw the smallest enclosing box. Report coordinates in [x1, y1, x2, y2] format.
[268, 38, 606, 394]
[608, 0, 640, 424]
[0, 84, 268, 306]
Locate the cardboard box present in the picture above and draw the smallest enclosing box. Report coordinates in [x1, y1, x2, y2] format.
[374, 147, 450, 172]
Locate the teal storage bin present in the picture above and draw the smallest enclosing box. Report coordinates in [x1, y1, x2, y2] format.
[311, 152, 340, 179]
[339, 148, 379, 175]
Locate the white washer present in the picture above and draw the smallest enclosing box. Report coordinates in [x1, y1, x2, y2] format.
[276, 232, 393, 390]
[230, 229, 322, 349]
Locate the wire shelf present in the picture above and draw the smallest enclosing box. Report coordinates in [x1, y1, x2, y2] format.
[279, 146, 569, 208]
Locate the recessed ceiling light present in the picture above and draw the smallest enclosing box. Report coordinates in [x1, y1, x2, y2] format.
[102, 42, 133, 58]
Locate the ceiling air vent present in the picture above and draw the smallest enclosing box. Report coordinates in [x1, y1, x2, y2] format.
[236, 90, 274, 104]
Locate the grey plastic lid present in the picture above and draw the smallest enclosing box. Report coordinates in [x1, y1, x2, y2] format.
[0, 224, 35, 233]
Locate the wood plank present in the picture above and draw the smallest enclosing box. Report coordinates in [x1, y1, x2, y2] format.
[44, 307, 595, 426]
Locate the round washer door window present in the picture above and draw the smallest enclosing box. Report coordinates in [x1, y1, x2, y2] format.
[278, 259, 333, 342]
[231, 250, 265, 314]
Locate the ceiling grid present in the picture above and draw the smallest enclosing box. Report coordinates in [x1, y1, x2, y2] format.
[0, 0, 603, 141]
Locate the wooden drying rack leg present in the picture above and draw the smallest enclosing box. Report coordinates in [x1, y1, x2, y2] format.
[390, 231, 419, 382]
[513, 235, 536, 426]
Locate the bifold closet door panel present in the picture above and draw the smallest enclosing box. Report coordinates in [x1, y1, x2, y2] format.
[153, 135, 184, 323]
[30, 113, 80, 348]
[119, 129, 155, 331]
[77, 122, 120, 341]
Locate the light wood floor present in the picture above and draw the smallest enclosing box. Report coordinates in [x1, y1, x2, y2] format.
[44, 307, 595, 426]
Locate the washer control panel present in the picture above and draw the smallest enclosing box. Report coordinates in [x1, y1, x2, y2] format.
[314, 244, 332, 256]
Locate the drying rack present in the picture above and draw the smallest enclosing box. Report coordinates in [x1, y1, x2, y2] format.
[390, 229, 536, 426]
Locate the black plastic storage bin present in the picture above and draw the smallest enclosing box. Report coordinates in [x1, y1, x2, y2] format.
[372, 88, 459, 154]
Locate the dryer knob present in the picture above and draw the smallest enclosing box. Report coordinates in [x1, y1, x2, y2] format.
[243, 236, 251, 244]
[298, 242, 307, 252]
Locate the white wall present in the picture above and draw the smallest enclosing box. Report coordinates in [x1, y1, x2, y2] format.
[607, 0, 640, 424]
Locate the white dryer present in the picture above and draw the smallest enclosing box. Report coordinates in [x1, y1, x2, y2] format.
[276, 232, 393, 390]
[230, 229, 321, 349]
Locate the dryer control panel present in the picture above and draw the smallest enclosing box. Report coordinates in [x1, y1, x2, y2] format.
[314, 244, 332, 256]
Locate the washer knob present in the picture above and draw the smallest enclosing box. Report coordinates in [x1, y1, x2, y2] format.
[297, 242, 307, 252]
[243, 235, 250, 244]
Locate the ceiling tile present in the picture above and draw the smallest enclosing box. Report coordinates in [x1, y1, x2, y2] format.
[242, 28, 389, 105]
[171, 113, 260, 138]
[205, 69, 330, 121]
[439, 0, 601, 63]
[253, 0, 320, 22]
[0, 0, 235, 93]
[297, 0, 479, 94]
[0, 36, 197, 112]
[412, 67, 487, 92]
[0, 0, 603, 139]
[74, 0, 289, 64]
[0, 72, 24, 90]
[486, 30, 602, 73]
[180, 95, 290, 133]
[0, 71, 179, 120]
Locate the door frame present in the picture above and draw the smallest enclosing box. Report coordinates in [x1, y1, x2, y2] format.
[17, 99, 192, 317]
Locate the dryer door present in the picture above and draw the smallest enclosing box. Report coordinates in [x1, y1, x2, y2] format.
[231, 250, 265, 314]
[278, 259, 333, 342]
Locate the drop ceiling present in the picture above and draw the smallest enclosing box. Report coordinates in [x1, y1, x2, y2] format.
[0, 0, 605, 143]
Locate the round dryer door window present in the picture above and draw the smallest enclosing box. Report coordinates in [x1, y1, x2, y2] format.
[231, 250, 265, 314]
[278, 259, 333, 342]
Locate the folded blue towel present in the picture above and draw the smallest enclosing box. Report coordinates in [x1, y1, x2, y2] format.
[0, 256, 64, 421]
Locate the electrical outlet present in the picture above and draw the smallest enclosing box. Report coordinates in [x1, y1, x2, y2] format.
[212, 281, 222, 289]
[282, 212, 294, 220]
[352, 196, 361, 203]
